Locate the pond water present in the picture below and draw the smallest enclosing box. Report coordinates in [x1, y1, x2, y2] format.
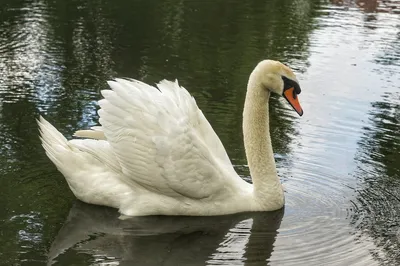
[0, 0, 399, 265]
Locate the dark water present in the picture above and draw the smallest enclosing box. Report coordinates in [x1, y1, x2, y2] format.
[0, 0, 399, 265]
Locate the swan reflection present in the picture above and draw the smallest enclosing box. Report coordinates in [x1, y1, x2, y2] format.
[49, 202, 283, 265]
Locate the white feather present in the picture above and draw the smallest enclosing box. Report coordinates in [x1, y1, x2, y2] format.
[38, 117, 134, 209]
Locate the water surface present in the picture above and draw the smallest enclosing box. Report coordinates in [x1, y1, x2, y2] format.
[0, 0, 399, 265]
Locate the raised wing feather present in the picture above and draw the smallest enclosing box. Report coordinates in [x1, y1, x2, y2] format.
[69, 139, 120, 173]
[98, 79, 233, 199]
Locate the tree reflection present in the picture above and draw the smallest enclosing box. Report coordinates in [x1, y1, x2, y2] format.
[375, 31, 400, 67]
[0, 0, 320, 264]
[0, 1, 68, 263]
[45, 0, 117, 130]
[352, 91, 400, 263]
[330, 0, 400, 13]
[48, 201, 283, 266]
[108, 0, 320, 163]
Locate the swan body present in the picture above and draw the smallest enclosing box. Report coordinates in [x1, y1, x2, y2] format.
[38, 60, 303, 216]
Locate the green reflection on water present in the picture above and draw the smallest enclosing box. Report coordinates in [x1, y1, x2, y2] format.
[17, 0, 400, 265]
[352, 91, 400, 263]
[0, 0, 320, 264]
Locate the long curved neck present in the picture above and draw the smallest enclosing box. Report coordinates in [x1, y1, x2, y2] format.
[243, 72, 281, 199]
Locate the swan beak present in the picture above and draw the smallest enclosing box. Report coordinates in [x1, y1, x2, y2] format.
[283, 87, 303, 116]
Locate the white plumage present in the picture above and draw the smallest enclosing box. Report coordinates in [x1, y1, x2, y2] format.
[38, 60, 302, 216]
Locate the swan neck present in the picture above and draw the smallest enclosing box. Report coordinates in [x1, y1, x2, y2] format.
[243, 74, 281, 199]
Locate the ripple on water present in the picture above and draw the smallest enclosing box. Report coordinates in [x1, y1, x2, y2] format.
[271, 158, 378, 265]
[1, 1, 400, 265]
[0, 0, 65, 115]
[348, 91, 400, 264]
[270, 92, 380, 264]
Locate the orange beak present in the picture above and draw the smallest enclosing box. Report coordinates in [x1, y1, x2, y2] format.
[283, 87, 303, 116]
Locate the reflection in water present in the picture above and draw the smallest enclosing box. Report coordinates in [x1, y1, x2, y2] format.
[0, 0, 116, 264]
[0, 0, 58, 183]
[330, 0, 400, 13]
[0, 1, 317, 264]
[47, 0, 116, 129]
[0, 0, 61, 107]
[49, 202, 283, 266]
[330, 0, 378, 12]
[107, 0, 320, 161]
[352, 91, 400, 263]
[0, 5, 64, 263]
[375, 25, 400, 67]
[269, 1, 400, 264]
[0, 0, 400, 265]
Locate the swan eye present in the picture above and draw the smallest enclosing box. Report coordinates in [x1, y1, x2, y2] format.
[282, 76, 301, 95]
[281, 76, 303, 116]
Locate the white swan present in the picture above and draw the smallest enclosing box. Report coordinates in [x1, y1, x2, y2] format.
[38, 60, 303, 216]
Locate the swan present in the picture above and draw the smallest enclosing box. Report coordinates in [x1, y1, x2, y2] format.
[38, 60, 303, 216]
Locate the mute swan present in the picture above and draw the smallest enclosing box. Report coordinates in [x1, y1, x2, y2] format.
[38, 60, 303, 216]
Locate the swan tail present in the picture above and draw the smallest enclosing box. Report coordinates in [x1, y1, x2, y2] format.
[37, 116, 74, 169]
[38, 116, 135, 209]
[37, 116, 104, 180]
[37, 116, 89, 186]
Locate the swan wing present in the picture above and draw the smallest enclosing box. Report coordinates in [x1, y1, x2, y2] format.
[98, 79, 232, 199]
[69, 139, 120, 173]
[73, 126, 106, 140]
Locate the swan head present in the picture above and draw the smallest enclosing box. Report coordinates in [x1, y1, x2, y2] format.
[254, 60, 303, 116]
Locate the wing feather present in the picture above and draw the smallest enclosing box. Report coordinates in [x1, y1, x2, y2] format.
[98, 79, 233, 199]
[69, 139, 120, 173]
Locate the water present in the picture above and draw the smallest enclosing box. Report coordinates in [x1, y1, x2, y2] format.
[0, 0, 399, 265]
